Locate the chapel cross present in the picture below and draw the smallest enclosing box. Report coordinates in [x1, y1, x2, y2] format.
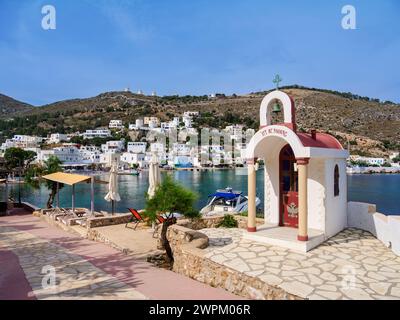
[273, 74, 282, 90]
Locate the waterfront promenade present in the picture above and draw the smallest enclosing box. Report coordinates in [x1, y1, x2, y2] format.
[0, 209, 239, 300]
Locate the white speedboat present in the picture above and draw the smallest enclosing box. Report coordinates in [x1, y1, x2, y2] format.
[200, 187, 261, 216]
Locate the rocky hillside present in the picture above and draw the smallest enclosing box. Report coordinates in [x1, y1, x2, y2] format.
[0, 86, 399, 157]
[0, 94, 34, 116]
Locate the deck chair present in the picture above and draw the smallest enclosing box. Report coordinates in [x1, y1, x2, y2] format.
[152, 215, 166, 238]
[152, 215, 176, 238]
[126, 208, 144, 230]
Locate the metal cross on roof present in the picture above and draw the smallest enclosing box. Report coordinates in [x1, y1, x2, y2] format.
[273, 74, 282, 89]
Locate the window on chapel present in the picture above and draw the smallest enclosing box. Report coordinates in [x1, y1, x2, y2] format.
[334, 165, 340, 197]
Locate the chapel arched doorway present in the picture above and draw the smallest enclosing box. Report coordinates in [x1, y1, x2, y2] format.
[279, 144, 299, 228]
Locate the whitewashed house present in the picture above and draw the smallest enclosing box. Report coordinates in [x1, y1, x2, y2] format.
[144, 117, 160, 127]
[38, 145, 83, 164]
[129, 119, 144, 130]
[109, 120, 124, 130]
[101, 140, 125, 154]
[121, 152, 146, 167]
[82, 129, 111, 139]
[1, 135, 43, 151]
[352, 156, 385, 166]
[127, 142, 147, 154]
[79, 146, 102, 164]
[47, 133, 69, 144]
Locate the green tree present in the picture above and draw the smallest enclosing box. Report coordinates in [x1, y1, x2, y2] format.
[144, 175, 199, 263]
[4, 147, 36, 172]
[25, 155, 63, 208]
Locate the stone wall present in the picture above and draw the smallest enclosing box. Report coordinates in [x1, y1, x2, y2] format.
[166, 223, 300, 300]
[86, 228, 130, 254]
[177, 215, 264, 231]
[86, 213, 133, 229]
[347, 201, 400, 256]
[33, 210, 82, 235]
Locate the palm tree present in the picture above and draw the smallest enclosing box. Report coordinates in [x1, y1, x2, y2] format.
[25, 156, 63, 208]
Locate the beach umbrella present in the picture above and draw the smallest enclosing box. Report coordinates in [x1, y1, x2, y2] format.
[104, 162, 121, 215]
[148, 153, 161, 198]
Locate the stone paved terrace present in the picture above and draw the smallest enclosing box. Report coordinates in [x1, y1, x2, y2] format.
[0, 211, 239, 300]
[200, 228, 400, 300]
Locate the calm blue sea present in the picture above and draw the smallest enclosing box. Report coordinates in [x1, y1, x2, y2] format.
[1, 171, 399, 215]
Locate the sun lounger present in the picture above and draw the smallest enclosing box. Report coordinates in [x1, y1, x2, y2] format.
[152, 215, 176, 238]
[125, 208, 144, 230]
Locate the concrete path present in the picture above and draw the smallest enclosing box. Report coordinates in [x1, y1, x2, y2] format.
[0, 213, 239, 300]
[201, 228, 400, 300]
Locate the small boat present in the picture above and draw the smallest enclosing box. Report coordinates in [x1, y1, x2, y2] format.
[200, 187, 261, 216]
[131, 169, 140, 176]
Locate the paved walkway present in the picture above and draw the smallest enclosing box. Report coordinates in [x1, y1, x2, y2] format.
[89, 224, 162, 258]
[201, 228, 400, 300]
[0, 213, 239, 300]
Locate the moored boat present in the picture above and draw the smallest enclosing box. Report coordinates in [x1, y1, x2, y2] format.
[200, 187, 261, 216]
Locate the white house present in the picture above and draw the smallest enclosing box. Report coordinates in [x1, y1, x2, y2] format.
[101, 140, 125, 153]
[127, 142, 147, 154]
[79, 145, 102, 164]
[245, 90, 349, 252]
[1, 135, 43, 151]
[121, 152, 146, 167]
[109, 120, 124, 130]
[389, 152, 399, 161]
[38, 145, 83, 164]
[353, 156, 385, 166]
[100, 153, 120, 167]
[150, 142, 165, 154]
[47, 133, 69, 144]
[182, 116, 193, 128]
[144, 117, 160, 127]
[129, 119, 144, 130]
[82, 129, 111, 139]
[183, 111, 199, 117]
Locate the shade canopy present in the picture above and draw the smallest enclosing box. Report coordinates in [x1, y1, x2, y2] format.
[208, 192, 241, 200]
[42, 172, 91, 185]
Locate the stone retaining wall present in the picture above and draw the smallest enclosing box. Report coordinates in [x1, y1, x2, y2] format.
[347, 201, 400, 256]
[33, 210, 82, 235]
[86, 213, 133, 228]
[166, 223, 300, 300]
[86, 228, 130, 254]
[177, 215, 264, 230]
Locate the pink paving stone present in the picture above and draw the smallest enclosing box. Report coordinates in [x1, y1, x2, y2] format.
[0, 248, 35, 300]
[0, 213, 241, 300]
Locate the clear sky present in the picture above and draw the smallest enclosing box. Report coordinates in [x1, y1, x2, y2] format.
[0, 0, 399, 105]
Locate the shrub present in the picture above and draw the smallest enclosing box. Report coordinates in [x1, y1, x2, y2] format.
[217, 214, 238, 228]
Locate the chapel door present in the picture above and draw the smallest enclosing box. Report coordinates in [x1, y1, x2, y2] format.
[279, 144, 299, 228]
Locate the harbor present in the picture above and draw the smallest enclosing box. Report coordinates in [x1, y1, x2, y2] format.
[2, 170, 399, 216]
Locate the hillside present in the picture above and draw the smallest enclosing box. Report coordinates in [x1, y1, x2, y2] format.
[0, 94, 34, 116]
[0, 86, 399, 157]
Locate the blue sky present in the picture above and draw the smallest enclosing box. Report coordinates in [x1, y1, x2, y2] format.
[0, 0, 399, 105]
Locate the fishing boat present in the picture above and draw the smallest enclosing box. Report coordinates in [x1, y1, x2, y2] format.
[200, 187, 261, 216]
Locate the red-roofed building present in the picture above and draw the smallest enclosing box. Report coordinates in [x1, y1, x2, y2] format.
[245, 90, 349, 251]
